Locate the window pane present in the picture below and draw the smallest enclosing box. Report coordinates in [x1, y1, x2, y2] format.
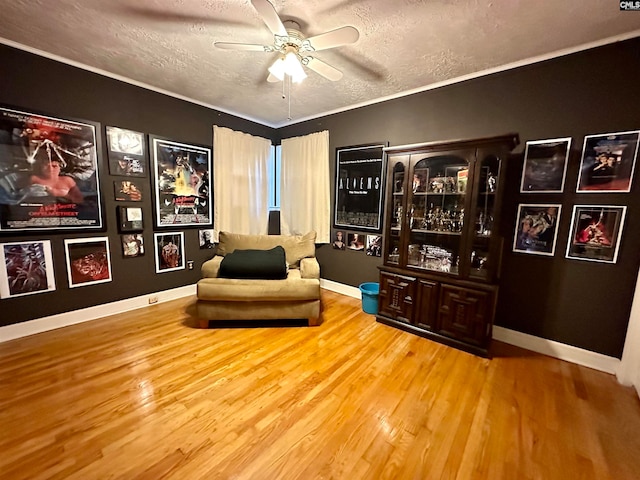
[268, 145, 281, 210]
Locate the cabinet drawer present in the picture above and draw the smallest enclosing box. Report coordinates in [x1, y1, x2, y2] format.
[379, 272, 416, 323]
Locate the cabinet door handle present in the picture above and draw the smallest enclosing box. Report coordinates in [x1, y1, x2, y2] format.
[405, 295, 412, 302]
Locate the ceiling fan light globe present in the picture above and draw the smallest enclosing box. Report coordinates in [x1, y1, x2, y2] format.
[291, 70, 307, 83]
[268, 57, 286, 81]
[284, 52, 307, 83]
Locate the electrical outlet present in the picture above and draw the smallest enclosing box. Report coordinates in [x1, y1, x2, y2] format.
[187, 260, 194, 270]
[148, 295, 159, 304]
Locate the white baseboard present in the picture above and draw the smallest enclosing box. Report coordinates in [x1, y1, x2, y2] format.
[320, 279, 361, 298]
[0, 284, 196, 343]
[492, 326, 620, 374]
[320, 278, 620, 375]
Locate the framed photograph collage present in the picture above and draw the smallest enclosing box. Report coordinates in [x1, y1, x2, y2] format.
[332, 230, 382, 257]
[0, 103, 214, 297]
[514, 130, 638, 264]
[107, 126, 149, 261]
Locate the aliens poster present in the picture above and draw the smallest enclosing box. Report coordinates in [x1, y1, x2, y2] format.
[334, 143, 386, 233]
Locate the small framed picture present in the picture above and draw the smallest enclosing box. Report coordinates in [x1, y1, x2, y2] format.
[199, 229, 215, 249]
[332, 231, 346, 250]
[393, 171, 405, 194]
[117, 206, 143, 232]
[0, 240, 56, 299]
[412, 168, 428, 193]
[121, 234, 144, 258]
[64, 237, 112, 288]
[566, 205, 626, 263]
[114, 179, 144, 202]
[154, 232, 185, 273]
[576, 130, 639, 192]
[512, 204, 561, 256]
[520, 138, 571, 193]
[366, 235, 382, 256]
[106, 126, 146, 177]
[457, 168, 469, 193]
[347, 233, 365, 251]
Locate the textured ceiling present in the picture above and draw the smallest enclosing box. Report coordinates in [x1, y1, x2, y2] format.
[1, 0, 639, 127]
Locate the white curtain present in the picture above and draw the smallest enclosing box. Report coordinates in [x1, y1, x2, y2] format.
[213, 125, 271, 239]
[618, 266, 640, 398]
[280, 130, 330, 243]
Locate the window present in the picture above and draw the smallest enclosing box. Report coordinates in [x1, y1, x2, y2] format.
[268, 144, 281, 211]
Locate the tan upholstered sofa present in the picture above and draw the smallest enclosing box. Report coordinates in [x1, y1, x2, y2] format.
[196, 231, 321, 327]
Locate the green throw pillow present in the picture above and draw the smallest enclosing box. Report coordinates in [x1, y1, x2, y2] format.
[219, 246, 287, 279]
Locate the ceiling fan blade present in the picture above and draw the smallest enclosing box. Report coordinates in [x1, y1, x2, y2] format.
[108, 5, 253, 28]
[305, 26, 359, 51]
[305, 57, 343, 81]
[251, 0, 287, 36]
[214, 42, 270, 51]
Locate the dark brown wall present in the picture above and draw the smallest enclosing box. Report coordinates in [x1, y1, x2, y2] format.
[0, 44, 274, 325]
[2, 38, 639, 358]
[277, 38, 640, 358]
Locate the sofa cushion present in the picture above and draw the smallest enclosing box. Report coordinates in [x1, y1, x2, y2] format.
[217, 231, 316, 267]
[197, 269, 320, 301]
[219, 246, 287, 280]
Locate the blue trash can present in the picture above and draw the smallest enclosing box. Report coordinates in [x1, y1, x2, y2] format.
[359, 282, 380, 314]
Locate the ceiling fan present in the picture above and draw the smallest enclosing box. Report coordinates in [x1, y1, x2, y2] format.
[214, 0, 359, 83]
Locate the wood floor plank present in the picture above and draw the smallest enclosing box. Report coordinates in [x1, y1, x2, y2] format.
[1, 289, 639, 479]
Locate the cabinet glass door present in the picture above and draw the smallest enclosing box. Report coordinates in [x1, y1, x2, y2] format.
[406, 155, 468, 275]
[469, 154, 501, 280]
[385, 162, 405, 265]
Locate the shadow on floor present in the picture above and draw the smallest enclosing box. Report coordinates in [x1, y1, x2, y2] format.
[181, 303, 308, 329]
[490, 340, 540, 359]
[194, 319, 309, 329]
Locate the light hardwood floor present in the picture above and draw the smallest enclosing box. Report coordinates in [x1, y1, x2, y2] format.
[1, 289, 639, 480]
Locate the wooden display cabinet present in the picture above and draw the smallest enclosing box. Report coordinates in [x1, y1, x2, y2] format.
[377, 134, 519, 356]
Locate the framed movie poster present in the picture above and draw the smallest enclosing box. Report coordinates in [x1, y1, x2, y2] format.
[0, 105, 103, 231]
[64, 237, 112, 288]
[512, 204, 561, 256]
[106, 126, 146, 177]
[576, 130, 639, 192]
[334, 143, 386, 233]
[566, 205, 626, 263]
[154, 232, 185, 273]
[0, 240, 56, 299]
[520, 137, 571, 193]
[114, 179, 143, 202]
[121, 234, 144, 258]
[151, 137, 212, 228]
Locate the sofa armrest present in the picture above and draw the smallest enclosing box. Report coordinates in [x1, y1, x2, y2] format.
[201, 255, 224, 278]
[300, 257, 320, 279]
